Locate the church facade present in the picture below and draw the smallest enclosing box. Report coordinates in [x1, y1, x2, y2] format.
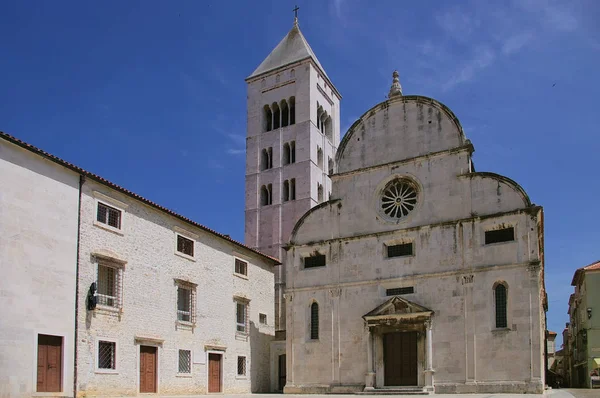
[282, 76, 547, 393]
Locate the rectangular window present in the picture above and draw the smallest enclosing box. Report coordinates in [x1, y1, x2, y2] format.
[97, 263, 119, 308]
[236, 301, 247, 333]
[386, 286, 415, 296]
[235, 258, 248, 276]
[177, 234, 194, 257]
[178, 350, 191, 374]
[259, 313, 267, 325]
[97, 202, 121, 229]
[98, 341, 116, 370]
[485, 227, 515, 244]
[304, 254, 326, 269]
[387, 243, 413, 258]
[237, 356, 246, 376]
[177, 286, 192, 322]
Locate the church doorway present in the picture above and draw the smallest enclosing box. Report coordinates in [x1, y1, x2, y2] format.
[383, 332, 418, 386]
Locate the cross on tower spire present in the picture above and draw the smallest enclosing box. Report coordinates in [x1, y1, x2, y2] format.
[293, 5, 300, 25]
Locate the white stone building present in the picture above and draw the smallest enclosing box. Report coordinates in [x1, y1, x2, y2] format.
[0, 135, 80, 398]
[244, 18, 340, 391]
[283, 75, 547, 394]
[0, 131, 279, 397]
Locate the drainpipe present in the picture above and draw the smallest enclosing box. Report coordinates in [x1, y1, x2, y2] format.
[73, 175, 85, 398]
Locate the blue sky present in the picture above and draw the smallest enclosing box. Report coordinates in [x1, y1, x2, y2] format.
[1, 0, 598, 345]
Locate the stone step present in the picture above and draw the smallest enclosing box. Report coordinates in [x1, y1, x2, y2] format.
[356, 387, 429, 395]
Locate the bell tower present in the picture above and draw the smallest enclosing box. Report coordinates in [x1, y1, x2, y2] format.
[244, 16, 341, 331]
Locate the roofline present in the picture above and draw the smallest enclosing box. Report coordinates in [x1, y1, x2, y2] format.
[571, 259, 600, 286]
[0, 131, 281, 265]
[245, 57, 342, 100]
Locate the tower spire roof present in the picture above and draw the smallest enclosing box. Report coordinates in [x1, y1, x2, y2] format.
[248, 20, 329, 80]
[388, 70, 403, 98]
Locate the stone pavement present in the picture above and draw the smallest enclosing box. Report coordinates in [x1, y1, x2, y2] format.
[154, 390, 587, 398]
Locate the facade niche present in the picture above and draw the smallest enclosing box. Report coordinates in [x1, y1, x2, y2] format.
[317, 146, 323, 169]
[283, 141, 296, 165]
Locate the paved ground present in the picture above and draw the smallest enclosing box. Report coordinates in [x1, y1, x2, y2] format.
[156, 391, 596, 398]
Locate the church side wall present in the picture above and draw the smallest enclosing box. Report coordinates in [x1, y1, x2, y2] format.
[76, 180, 275, 396]
[0, 141, 79, 398]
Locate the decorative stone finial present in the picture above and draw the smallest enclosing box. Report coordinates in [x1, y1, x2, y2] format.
[388, 70, 403, 98]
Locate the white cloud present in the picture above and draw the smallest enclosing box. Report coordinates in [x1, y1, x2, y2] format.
[502, 31, 535, 55]
[227, 148, 245, 155]
[442, 46, 495, 92]
[227, 133, 246, 145]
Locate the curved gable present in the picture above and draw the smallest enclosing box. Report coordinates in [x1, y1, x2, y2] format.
[336, 96, 466, 174]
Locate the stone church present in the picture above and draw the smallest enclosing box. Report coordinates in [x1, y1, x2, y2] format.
[245, 19, 547, 394]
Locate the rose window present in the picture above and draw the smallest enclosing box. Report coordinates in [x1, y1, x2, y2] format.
[380, 179, 418, 219]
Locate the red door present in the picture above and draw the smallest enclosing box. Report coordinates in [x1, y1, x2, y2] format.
[140, 346, 157, 393]
[208, 353, 222, 393]
[37, 334, 63, 392]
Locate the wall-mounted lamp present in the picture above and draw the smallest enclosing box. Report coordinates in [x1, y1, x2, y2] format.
[587, 308, 592, 319]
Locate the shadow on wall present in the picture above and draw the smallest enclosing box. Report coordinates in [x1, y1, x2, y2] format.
[250, 320, 273, 393]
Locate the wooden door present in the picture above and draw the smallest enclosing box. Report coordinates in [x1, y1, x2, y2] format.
[140, 346, 157, 393]
[278, 354, 287, 391]
[37, 334, 63, 392]
[208, 353, 222, 393]
[384, 332, 418, 386]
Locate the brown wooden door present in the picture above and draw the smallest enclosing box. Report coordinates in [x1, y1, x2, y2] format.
[140, 346, 157, 393]
[278, 354, 287, 391]
[37, 334, 63, 392]
[208, 353, 222, 393]
[384, 332, 418, 386]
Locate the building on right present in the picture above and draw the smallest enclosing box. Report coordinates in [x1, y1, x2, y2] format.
[566, 260, 600, 388]
[284, 72, 547, 394]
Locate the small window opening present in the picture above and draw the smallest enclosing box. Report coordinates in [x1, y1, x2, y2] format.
[387, 243, 413, 258]
[177, 286, 192, 322]
[289, 97, 296, 125]
[235, 258, 248, 276]
[283, 180, 290, 202]
[290, 69, 295, 78]
[290, 141, 296, 163]
[177, 235, 194, 257]
[237, 356, 247, 376]
[236, 301, 248, 333]
[317, 183, 323, 203]
[328, 157, 334, 175]
[310, 302, 319, 340]
[281, 100, 289, 127]
[386, 286, 414, 296]
[304, 253, 326, 269]
[325, 116, 333, 141]
[290, 178, 296, 200]
[272, 103, 280, 129]
[178, 350, 191, 374]
[485, 227, 514, 244]
[98, 341, 116, 370]
[317, 146, 323, 169]
[263, 105, 272, 132]
[261, 147, 273, 170]
[97, 263, 118, 307]
[97, 202, 121, 229]
[260, 184, 273, 206]
[259, 313, 267, 324]
[495, 283, 508, 328]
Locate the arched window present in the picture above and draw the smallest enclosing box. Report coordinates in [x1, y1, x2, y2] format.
[310, 302, 319, 340]
[494, 283, 508, 328]
[283, 180, 290, 202]
[325, 116, 333, 141]
[290, 178, 296, 200]
[282, 143, 290, 165]
[281, 100, 289, 127]
[290, 141, 296, 163]
[272, 103, 280, 129]
[289, 97, 296, 125]
[263, 105, 272, 132]
[317, 183, 323, 203]
[290, 69, 295, 78]
[261, 147, 273, 170]
[260, 185, 269, 206]
[328, 157, 334, 175]
[317, 146, 323, 169]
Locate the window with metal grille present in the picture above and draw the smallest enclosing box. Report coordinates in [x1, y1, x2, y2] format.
[304, 254, 326, 269]
[178, 350, 191, 374]
[386, 286, 414, 296]
[177, 286, 192, 322]
[97, 263, 120, 308]
[495, 284, 508, 328]
[310, 302, 319, 340]
[177, 235, 194, 257]
[387, 243, 413, 258]
[237, 356, 246, 376]
[236, 301, 247, 333]
[97, 202, 121, 229]
[485, 227, 514, 244]
[235, 259, 248, 276]
[98, 341, 116, 369]
[259, 313, 267, 325]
